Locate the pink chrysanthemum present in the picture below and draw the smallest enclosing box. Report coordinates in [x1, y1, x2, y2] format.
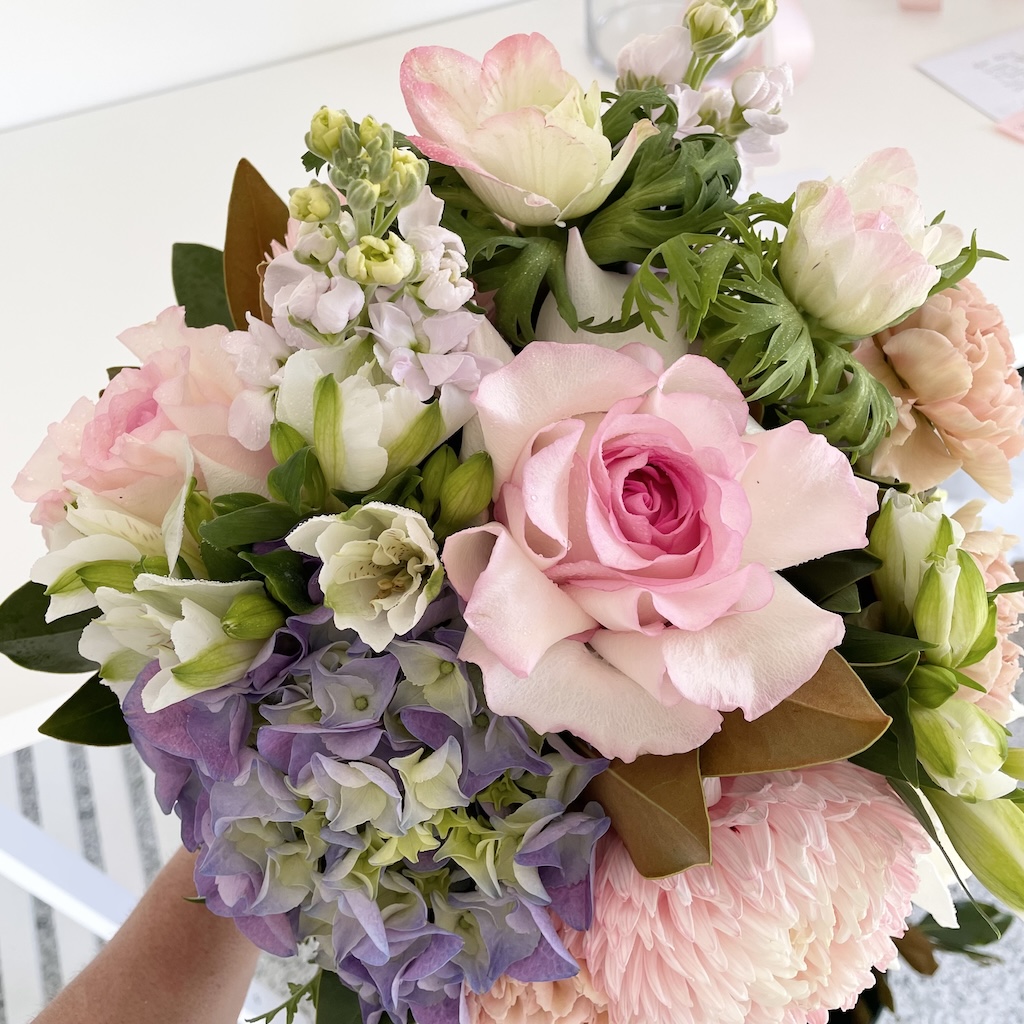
[562, 763, 929, 1024]
[466, 961, 610, 1024]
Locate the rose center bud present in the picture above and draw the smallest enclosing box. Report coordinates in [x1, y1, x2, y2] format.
[612, 444, 706, 556]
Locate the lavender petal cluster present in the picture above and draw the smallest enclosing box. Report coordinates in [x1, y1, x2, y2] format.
[122, 592, 609, 1024]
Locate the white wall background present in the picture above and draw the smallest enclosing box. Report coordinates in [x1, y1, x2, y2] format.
[0, 1, 528, 132]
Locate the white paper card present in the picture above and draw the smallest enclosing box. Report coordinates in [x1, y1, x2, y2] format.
[917, 27, 1024, 121]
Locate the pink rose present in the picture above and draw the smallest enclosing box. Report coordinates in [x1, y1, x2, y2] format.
[401, 34, 656, 227]
[952, 501, 1024, 725]
[443, 344, 877, 761]
[15, 307, 275, 539]
[854, 279, 1024, 501]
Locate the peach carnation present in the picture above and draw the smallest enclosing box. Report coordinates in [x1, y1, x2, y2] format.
[562, 763, 929, 1024]
[854, 279, 1024, 501]
[952, 500, 1024, 724]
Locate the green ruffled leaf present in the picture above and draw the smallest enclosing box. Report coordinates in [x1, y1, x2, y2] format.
[599, 86, 677, 145]
[38, 674, 130, 746]
[171, 243, 234, 330]
[0, 581, 99, 674]
[581, 132, 740, 266]
[247, 971, 319, 1024]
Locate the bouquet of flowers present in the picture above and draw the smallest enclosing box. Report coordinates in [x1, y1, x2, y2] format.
[4, 4, 1024, 1022]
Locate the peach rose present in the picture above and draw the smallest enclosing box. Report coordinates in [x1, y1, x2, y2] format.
[854, 279, 1024, 500]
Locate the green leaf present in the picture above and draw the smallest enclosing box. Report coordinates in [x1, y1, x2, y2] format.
[991, 581, 1024, 597]
[851, 650, 922, 701]
[171, 243, 234, 329]
[268, 446, 327, 514]
[918, 900, 1012, 961]
[314, 970, 363, 1024]
[199, 539, 251, 583]
[38, 674, 130, 746]
[781, 549, 883, 605]
[199, 503, 302, 550]
[302, 151, 327, 175]
[599, 86, 675, 145]
[838, 625, 933, 666]
[850, 680, 918, 784]
[928, 231, 1005, 299]
[582, 132, 740, 266]
[212, 492, 273, 515]
[240, 549, 316, 615]
[0, 581, 99, 674]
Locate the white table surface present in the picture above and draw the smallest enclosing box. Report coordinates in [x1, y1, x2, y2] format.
[1, 0, 1022, 746]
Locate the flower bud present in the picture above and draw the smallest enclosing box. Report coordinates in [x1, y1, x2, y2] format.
[307, 107, 353, 161]
[358, 115, 394, 154]
[289, 182, 342, 224]
[270, 421, 308, 464]
[437, 452, 494, 537]
[344, 233, 416, 287]
[420, 444, 460, 518]
[911, 699, 1014, 801]
[221, 590, 287, 640]
[292, 225, 340, 267]
[914, 547, 995, 669]
[928, 789, 1024, 913]
[345, 178, 382, 214]
[907, 662, 961, 709]
[686, 0, 741, 57]
[868, 490, 961, 634]
[615, 25, 692, 89]
[385, 149, 429, 208]
[739, 0, 777, 37]
[74, 560, 138, 594]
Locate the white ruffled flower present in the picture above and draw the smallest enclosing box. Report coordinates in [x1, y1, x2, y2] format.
[615, 25, 692, 88]
[399, 187, 474, 312]
[286, 502, 444, 651]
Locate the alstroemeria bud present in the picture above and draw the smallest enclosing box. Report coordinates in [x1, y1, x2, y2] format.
[686, 0, 741, 57]
[868, 490, 961, 634]
[911, 699, 1015, 801]
[289, 182, 341, 224]
[437, 452, 494, 537]
[914, 547, 994, 669]
[907, 662, 961, 709]
[307, 107, 353, 161]
[221, 591, 287, 640]
[928, 790, 1024, 913]
[420, 444, 460, 518]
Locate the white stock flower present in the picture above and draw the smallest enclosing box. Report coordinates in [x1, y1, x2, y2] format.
[286, 503, 444, 651]
[344, 233, 416, 287]
[615, 25, 692, 88]
[399, 187, 474, 312]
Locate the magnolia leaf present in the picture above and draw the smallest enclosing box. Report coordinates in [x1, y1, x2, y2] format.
[224, 159, 289, 330]
[700, 651, 891, 776]
[171, 243, 234, 329]
[894, 926, 939, 975]
[584, 748, 710, 879]
[39, 674, 130, 746]
[0, 581, 99, 674]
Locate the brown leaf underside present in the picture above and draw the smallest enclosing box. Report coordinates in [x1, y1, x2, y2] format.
[223, 159, 289, 330]
[587, 651, 891, 879]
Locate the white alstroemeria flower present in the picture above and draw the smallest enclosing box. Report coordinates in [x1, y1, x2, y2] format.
[912, 699, 1016, 801]
[287, 503, 444, 651]
[535, 228, 688, 359]
[79, 574, 266, 710]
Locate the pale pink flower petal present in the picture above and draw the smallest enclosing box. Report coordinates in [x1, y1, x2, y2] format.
[563, 763, 930, 1024]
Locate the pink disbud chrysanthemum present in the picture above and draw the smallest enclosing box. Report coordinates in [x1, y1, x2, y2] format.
[562, 763, 929, 1024]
